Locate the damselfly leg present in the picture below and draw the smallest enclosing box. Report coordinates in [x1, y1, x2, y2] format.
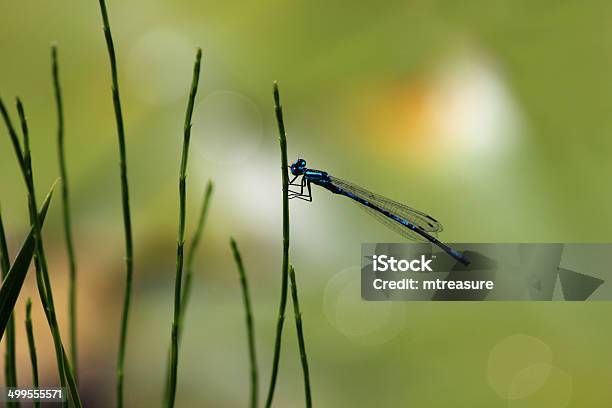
[288, 175, 312, 201]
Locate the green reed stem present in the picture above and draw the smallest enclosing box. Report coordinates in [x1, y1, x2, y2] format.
[264, 82, 291, 408]
[163, 180, 214, 405]
[5, 98, 66, 383]
[167, 48, 203, 408]
[52, 44, 79, 383]
[0, 205, 19, 407]
[230, 238, 259, 408]
[0, 99, 25, 170]
[6, 99, 82, 407]
[289, 265, 312, 407]
[96, 2, 134, 406]
[25, 299, 40, 408]
[180, 180, 214, 328]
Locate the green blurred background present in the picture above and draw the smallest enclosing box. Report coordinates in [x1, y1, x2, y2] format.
[1, 0, 611, 406]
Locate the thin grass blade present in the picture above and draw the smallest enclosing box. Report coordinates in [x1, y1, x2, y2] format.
[0, 183, 54, 337]
[16, 99, 66, 395]
[163, 180, 213, 405]
[231, 238, 259, 408]
[11, 99, 82, 407]
[0, 99, 25, 170]
[25, 299, 40, 408]
[52, 44, 79, 382]
[61, 345, 81, 408]
[180, 180, 214, 328]
[0, 205, 19, 401]
[265, 82, 291, 408]
[167, 47, 203, 408]
[96, 2, 135, 405]
[289, 265, 312, 407]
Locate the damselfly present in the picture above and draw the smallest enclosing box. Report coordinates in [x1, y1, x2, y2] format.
[288, 158, 470, 265]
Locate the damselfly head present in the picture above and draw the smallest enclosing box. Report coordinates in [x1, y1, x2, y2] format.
[289, 158, 307, 176]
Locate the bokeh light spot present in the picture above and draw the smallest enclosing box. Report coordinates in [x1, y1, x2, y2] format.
[487, 334, 553, 399]
[358, 50, 524, 166]
[126, 29, 196, 105]
[323, 266, 405, 346]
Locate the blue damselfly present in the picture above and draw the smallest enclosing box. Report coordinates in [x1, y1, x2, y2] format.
[288, 158, 470, 265]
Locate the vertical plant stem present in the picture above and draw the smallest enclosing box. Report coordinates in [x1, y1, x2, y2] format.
[14, 99, 66, 383]
[264, 82, 290, 408]
[230, 238, 259, 408]
[96, 2, 134, 406]
[180, 180, 214, 328]
[52, 44, 79, 383]
[0, 99, 25, 173]
[0, 205, 19, 407]
[289, 265, 312, 407]
[25, 299, 40, 408]
[167, 48, 203, 408]
[163, 180, 213, 405]
[6, 99, 82, 407]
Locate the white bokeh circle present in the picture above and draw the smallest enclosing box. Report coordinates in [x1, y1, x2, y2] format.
[323, 265, 406, 346]
[126, 29, 196, 105]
